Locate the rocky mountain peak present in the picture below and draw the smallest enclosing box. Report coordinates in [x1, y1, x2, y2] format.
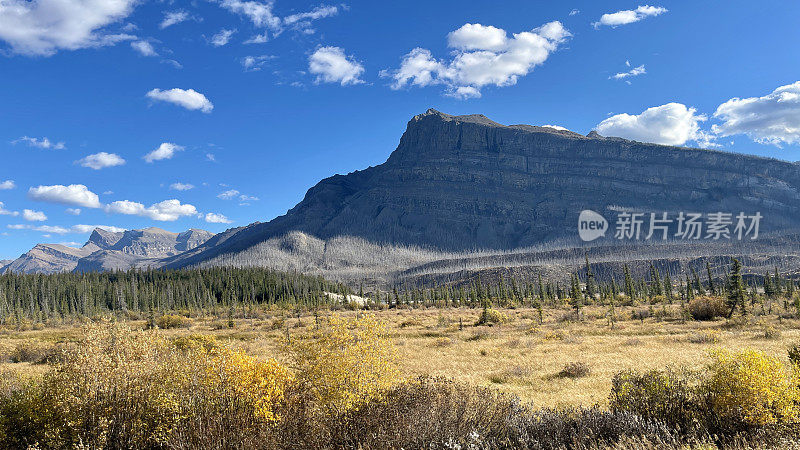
[86, 228, 124, 249]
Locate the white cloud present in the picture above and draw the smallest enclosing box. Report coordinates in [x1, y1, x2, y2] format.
[218, 1, 338, 36]
[105, 199, 198, 221]
[611, 64, 646, 80]
[593, 5, 667, 28]
[28, 184, 102, 208]
[243, 33, 268, 44]
[283, 4, 338, 28]
[711, 81, 800, 146]
[131, 40, 157, 56]
[22, 209, 47, 221]
[569, 9, 580, 16]
[0, 180, 15, 190]
[308, 46, 365, 86]
[8, 223, 125, 235]
[239, 194, 259, 202]
[217, 189, 240, 200]
[66, 208, 81, 215]
[382, 21, 570, 99]
[71, 224, 125, 233]
[76, 152, 126, 170]
[204, 212, 233, 224]
[205, 153, 217, 162]
[12, 136, 65, 149]
[241, 54, 274, 71]
[144, 143, 184, 163]
[0, 202, 18, 216]
[210, 28, 236, 46]
[160, 10, 190, 29]
[541, 124, 568, 131]
[595, 103, 712, 147]
[447, 23, 508, 52]
[146, 88, 214, 113]
[0, 0, 137, 56]
[170, 182, 195, 191]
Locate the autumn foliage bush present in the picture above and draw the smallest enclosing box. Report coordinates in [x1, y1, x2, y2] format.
[2, 318, 800, 449]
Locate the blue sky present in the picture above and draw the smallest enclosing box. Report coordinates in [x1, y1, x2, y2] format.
[1, 0, 799, 259]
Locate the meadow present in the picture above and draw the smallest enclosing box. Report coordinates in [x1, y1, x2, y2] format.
[1, 300, 799, 449]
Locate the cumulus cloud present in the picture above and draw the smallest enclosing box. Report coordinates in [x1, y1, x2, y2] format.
[76, 152, 126, 170]
[22, 209, 47, 221]
[593, 5, 667, 28]
[131, 40, 157, 56]
[28, 184, 102, 208]
[105, 199, 198, 221]
[0, 180, 15, 190]
[595, 103, 714, 147]
[308, 46, 364, 85]
[218, 0, 339, 37]
[541, 124, 568, 131]
[144, 143, 184, 163]
[66, 208, 81, 215]
[169, 182, 194, 191]
[711, 81, 800, 146]
[210, 28, 236, 46]
[382, 21, 570, 99]
[160, 10, 190, 29]
[204, 212, 233, 224]
[12, 136, 65, 149]
[0, 0, 137, 56]
[0, 202, 18, 216]
[146, 88, 214, 113]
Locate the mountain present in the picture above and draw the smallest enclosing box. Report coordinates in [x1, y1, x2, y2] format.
[3, 227, 214, 274]
[160, 108, 800, 278]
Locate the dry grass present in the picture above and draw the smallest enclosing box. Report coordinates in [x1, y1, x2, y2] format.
[1, 305, 798, 409]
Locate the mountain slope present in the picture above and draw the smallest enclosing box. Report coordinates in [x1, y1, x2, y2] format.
[3, 227, 214, 274]
[162, 108, 800, 270]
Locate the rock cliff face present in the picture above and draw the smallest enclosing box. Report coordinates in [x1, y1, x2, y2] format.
[163, 109, 800, 269]
[3, 227, 214, 274]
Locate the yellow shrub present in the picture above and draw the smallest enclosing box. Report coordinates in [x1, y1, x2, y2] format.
[289, 314, 400, 414]
[3, 324, 292, 448]
[156, 314, 189, 329]
[703, 348, 800, 426]
[203, 347, 292, 422]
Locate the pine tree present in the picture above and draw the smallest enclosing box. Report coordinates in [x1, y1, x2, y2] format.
[569, 273, 582, 320]
[584, 254, 596, 301]
[623, 265, 635, 301]
[726, 258, 745, 318]
[706, 262, 716, 296]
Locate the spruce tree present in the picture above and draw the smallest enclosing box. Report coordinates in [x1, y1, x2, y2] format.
[727, 258, 745, 318]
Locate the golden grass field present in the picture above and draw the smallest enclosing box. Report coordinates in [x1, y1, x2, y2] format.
[2, 305, 798, 408]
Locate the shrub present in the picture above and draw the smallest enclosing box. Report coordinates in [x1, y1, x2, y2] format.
[287, 314, 400, 415]
[155, 314, 189, 329]
[790, 343, 800, 367]
[688, 330, 720, 344]
[0, 324, 292, 449]
[610, 368, 703, 433]
[326, 377, 516, 449]
[475, 308, 508, 326]
[687, 296, 728, 321]
[558, 362, 591, 378]
[703, 348, 800, 427]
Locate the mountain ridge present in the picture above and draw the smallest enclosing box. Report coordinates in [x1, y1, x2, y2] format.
[160, 108, 800, 271]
